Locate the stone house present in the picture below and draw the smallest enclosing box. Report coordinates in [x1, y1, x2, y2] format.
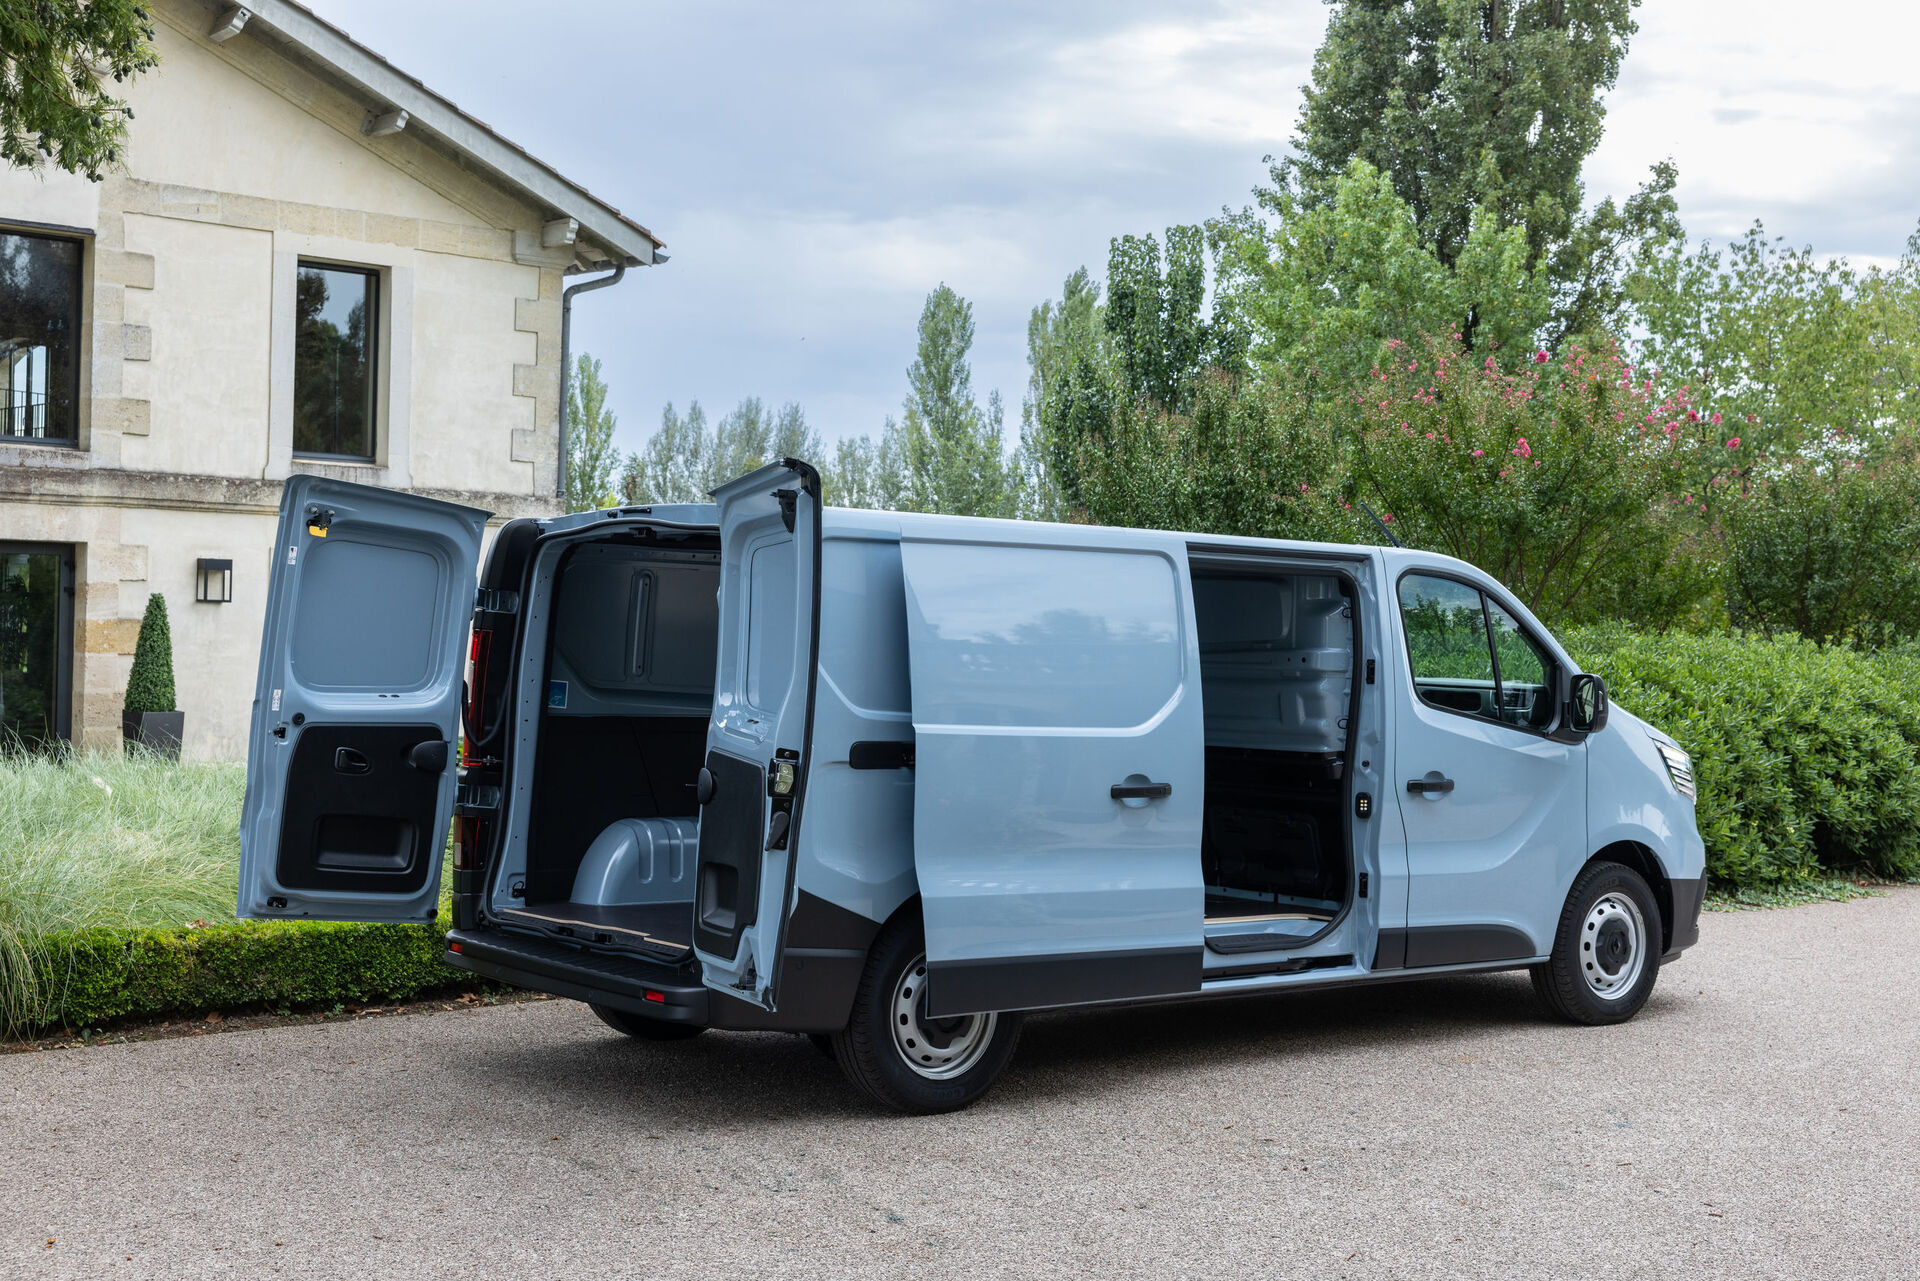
[0, 0, 660, 758]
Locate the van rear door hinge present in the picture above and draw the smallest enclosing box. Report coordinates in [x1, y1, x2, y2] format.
[455, 782, 500, 813]
[772, 488, 798, 533]
[474, 587, 519, 616]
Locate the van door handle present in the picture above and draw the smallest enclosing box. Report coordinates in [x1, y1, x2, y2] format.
[334, 747, 371, 776]
[1111, 780, 1173, 800]
[1407, 775, 1455, 795]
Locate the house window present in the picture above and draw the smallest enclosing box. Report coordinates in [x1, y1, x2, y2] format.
[0, 231, 83, 446]
[293, 261, 379, 460]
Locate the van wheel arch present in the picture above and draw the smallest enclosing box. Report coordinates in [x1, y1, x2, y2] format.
[1583, 842, 1672, 954]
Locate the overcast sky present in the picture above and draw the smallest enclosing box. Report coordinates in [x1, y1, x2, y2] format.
[307, 0, 1920, 457]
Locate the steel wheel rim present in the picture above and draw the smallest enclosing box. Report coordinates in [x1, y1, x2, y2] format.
[891, 953, 997, 1080]
[1580, 891, 1647, 1000]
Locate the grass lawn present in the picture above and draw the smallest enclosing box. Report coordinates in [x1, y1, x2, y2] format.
[0, 751, 244, 1011]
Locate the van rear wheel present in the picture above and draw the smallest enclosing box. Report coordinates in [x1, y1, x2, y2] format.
[831, 917, 1022, 1114]
[1532, 861, 1662, 1025]
[589, 1002, 706, 1041]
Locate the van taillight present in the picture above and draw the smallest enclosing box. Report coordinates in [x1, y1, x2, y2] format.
[463, 629, 492, 758]
[453, 816, 487, 871]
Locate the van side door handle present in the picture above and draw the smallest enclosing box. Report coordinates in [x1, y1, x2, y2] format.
[1407, 775, 1455, 795]
[1111, 780, 1173, 800]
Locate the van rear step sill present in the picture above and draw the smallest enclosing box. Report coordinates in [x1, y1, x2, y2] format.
[497, 901, 692, 962]
[445, 927, 708, 1023]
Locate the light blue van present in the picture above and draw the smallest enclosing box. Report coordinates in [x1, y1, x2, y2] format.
[240, 459, 1705, 1113]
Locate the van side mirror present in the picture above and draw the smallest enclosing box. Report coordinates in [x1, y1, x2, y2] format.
[1569, 673, 1609, 734]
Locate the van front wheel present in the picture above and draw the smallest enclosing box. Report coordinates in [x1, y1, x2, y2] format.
[1532, 861, 1662, 1025]
[589, 1002, 706, 1041]
[832, 918, 1022, 1114]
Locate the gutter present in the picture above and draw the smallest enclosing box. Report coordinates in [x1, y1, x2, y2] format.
[557, 262, 628, 508]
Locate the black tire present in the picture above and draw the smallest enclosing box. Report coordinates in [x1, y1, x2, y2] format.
[830, 916, 1022, 1114]
[1532, 861, 1663, 1025]
[588, 1002, 707, 1041]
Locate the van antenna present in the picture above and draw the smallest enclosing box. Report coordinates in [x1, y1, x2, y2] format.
[1359, 501, 1403, 548]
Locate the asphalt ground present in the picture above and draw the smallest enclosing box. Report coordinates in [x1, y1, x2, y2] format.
[4, 887, 1916, 1280]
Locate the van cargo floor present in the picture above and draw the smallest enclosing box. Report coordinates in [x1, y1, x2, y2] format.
[497, 901, 692, 961]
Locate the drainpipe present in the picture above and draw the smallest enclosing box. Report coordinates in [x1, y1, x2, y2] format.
[557, 260, 627, 509]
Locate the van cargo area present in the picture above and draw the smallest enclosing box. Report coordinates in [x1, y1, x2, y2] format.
[1190, 564, 1357, 952]
[485, 524, 722, 963]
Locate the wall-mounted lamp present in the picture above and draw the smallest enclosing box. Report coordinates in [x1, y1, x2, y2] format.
[196, 558, 233, 604]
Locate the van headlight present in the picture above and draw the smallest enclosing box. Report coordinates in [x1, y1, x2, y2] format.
[1654, 740, 1695, 802]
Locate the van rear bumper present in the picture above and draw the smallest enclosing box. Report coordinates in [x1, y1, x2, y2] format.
[444, 927, 709, 1025]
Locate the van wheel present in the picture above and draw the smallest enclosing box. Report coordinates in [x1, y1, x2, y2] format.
[1531, 861, 1662, 1026]
[831, 917, 1022, 1114]
[589, 1002, 706, 1041]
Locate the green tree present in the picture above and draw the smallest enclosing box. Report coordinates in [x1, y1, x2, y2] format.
[619, 397, 821, 504]
[1720, 434, 1920, 644]
[1627, 222, 1920, 459]
[828, 421, 909, 511]
[0, 0, 158, 180]
[1026, 229, 1247, 510]
[900, 284, 1011, 516]
[123, 593, 175, 716]
[1226, 159, 1550, 409]
[1275, 0, 1677, 342]
[565, 353, 621, 513]
[1072, 369, 1353, 542]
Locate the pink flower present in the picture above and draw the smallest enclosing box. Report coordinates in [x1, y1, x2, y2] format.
[1710, 412, 1722, 426]
[1512, 438, 1532, 458]
[1472, 449, 1485, 457]
[1424, 431, 1436, 440]
[1485, 356, 1497, 370]
[1408, 361, 1418, 372]
[1726, 437, 1741, 449]
[1382, 513, 1394, 523]
[1534, 350, 1549, 364]
[1300, 483, 1309, 492]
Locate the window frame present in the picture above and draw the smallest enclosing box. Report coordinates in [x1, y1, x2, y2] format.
[291, 258, 381, 463]
[1395, 567, 1564, 740]
[0, 225, 86, 450]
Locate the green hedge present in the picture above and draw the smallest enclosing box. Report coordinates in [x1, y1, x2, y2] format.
[1565, 627, 1920, 889]
[11, 915, 482, 1033]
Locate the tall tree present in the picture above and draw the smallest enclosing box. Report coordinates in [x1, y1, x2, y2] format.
[565, 353, 621, 512]
[1274, 0, 1676, 342]
[829, 420, 910, 511]
[1, 0, 158, 180]
[901, 285, 1011, 516]
[618, 397, 821, 504]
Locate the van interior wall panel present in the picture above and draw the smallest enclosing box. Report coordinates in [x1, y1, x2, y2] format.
[523, 715, 706, 904]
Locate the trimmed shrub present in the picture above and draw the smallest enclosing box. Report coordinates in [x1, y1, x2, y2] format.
[11, 915, 481, 1033]
[124, 592, 177, 715]
[1565, 626, 1920, 889]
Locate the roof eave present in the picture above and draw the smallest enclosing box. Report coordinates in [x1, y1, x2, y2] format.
[230, 0, 662, 267]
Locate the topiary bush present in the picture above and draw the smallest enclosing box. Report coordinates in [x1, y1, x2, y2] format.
[123, 592, 176, 715]
[1564, 626, 1920, 889]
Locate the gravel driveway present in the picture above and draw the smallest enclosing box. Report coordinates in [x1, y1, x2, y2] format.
[4, 887, 1917, 1279]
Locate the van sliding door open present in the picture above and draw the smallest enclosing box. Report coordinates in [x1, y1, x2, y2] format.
[239, 477, 487, 922]
[897, 523, 1207, 1017]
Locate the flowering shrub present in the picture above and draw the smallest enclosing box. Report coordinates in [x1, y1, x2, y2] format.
[1348, 333, 1713, 627]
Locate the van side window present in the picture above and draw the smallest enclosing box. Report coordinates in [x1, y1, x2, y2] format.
[1485, 597, 1558, 730]
[1398, 573, 1557, 732]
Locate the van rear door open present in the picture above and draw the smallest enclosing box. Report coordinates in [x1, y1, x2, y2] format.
[238, 477, 487, 922]
[693, 459, 823, 1008]
[897, 522, 1207, 1017]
